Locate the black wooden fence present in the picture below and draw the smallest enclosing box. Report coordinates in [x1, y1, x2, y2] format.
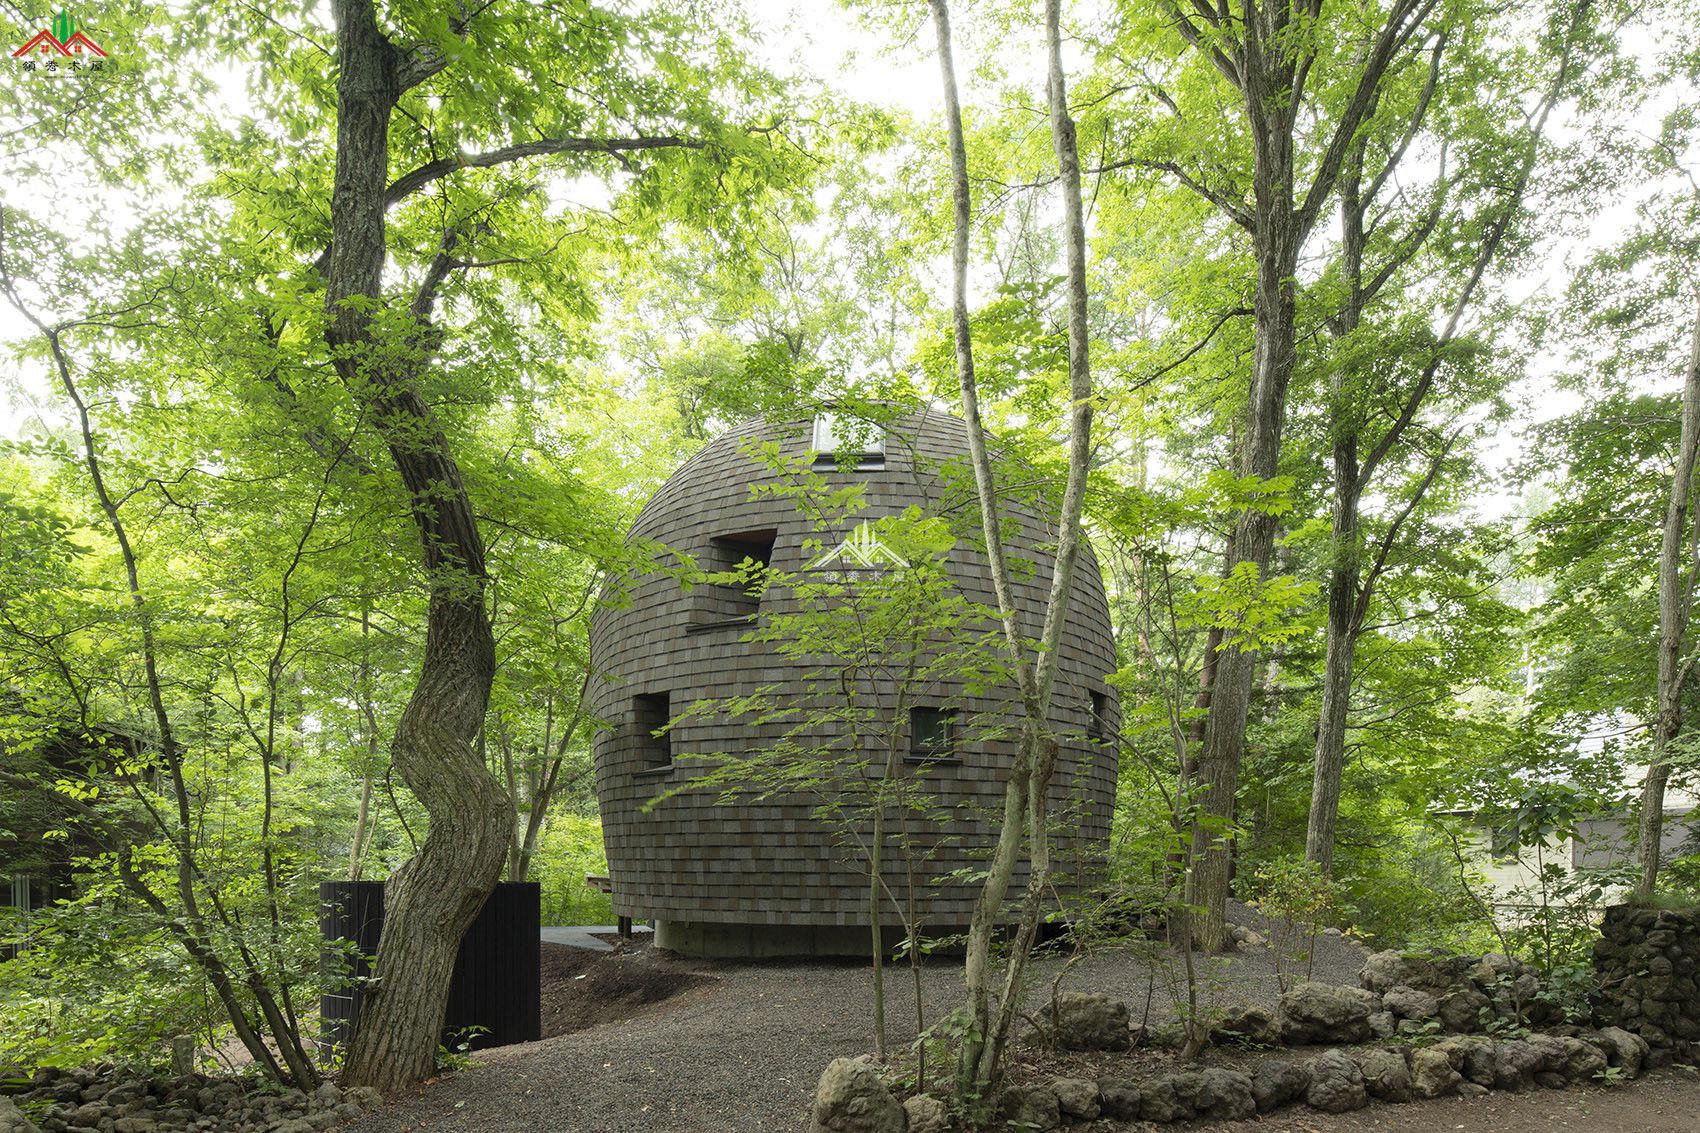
[319, 880, 541, 1056]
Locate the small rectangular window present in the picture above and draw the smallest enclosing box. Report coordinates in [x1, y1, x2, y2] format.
[691, 529, 777, 629]
[1088, 690, 1110, 744]
[714, 530, 776, 577]
[812, 412, 886, 470]
[909, 706, 959, 761]
[632, 692, 672, 770]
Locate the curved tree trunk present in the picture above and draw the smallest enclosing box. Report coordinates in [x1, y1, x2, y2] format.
[326, 0, 514, 1092]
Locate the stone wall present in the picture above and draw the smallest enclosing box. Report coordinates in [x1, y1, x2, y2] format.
[1594, 903, 1700, 1060]
[0, 1067, 384, 1133]
[810, 940, 1674, 1133]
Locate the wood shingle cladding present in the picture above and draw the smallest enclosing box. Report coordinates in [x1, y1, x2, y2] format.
[589, 410, 1119, 933]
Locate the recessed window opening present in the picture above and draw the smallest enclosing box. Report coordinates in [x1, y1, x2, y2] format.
[692, 528, 777, 628]
[1089, 690, 1110, 744]
[714, 529, 776, 577]
[812, 412, 886, 471]
[909, 706, 959, 761]
[633, 692, 673, 770]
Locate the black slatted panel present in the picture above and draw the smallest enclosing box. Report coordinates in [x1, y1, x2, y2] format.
[319, 881, 540, 1057]
[318, 880, 385, 1058]
[443, 882, 541, 1049]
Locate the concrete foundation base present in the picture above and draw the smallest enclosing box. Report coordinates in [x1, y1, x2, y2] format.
[653, 919, 921, 959]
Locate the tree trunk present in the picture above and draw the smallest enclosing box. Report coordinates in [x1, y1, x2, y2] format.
[508, 677, 592, 883]
[1187, 626, 1223, 750]
[1306, 154, 1368, 875]
[1305, 510, 1358, 872]
[928, 0, 1030, 1099]
[348, 771, 374, 881]
[1637, 296, 1700, 898]
[1303, 18, 1581, 871]
[1185, 166, 1300, 950]
[349, 609, 380, 882]
[327, 0, 514, 1092]
[931, 0, 1095, 1102]
[1161, 0, 1440, 952]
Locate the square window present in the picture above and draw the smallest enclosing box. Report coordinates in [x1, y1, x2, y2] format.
[909, 706, 959, 761]
[632, 692, 672, 770]
[812, 412, 886, 470]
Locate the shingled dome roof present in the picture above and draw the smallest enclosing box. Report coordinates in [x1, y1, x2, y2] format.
[589, 408, 1118, 958]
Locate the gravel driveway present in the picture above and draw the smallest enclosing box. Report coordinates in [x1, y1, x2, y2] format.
[340, 904, 1368, 1133]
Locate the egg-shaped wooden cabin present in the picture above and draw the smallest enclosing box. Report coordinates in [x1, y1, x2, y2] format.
[589, 409, 1118, 957]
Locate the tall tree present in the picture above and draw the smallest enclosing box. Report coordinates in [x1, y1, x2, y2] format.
[1522, 15, 1700, 895]
[1639, 300, 1700, 896]
[929, 0, 1096, 1101]
[323, 1, 510, 1087]
[1114, 0, 1445, 948]
[1305, 4, 1589, 871]
[318, 0, 794, 1088]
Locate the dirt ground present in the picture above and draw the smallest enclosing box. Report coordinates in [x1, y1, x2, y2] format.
[538, 940, 715, 1040]
[340, 921, 1700, 1133]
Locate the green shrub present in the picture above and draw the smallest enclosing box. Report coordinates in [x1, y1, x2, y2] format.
[531, 813, 615, 926]
[0, 896, 222, 1071]
[1242, 854, 1351, 989]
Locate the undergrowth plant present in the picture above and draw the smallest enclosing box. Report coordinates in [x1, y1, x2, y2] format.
[1243, 855, 1349, 992]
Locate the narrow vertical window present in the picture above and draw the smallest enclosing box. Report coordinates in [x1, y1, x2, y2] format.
[1088, 690, 1110, 744]
[633, 692, 673, 770]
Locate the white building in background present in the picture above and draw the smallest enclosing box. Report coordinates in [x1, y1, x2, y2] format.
[1441, 716, 1700, 907]
[1461, 797, 1698, 902]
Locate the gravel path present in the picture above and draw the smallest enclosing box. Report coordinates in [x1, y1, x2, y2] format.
[340, 903, 1368, 1133]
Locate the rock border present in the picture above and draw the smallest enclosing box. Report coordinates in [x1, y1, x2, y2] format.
[810, 940, 1682, 1132]
[811, 1024, 1654, 1132]
[0, 1067, 384, 1133]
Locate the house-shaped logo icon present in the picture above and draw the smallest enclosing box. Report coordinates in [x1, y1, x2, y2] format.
[13, 9, 108, 58]
[807, 523, 908, 574]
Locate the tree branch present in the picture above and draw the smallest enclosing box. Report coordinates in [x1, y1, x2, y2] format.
[1100, 156, 1254, 230]
[1296, 0, 1437, 240]
[1159, 0, 1243, 88]
[384, 135, 709, 207]
[1352, 430, 1459, 630]
[1363, 32, 1447, 206]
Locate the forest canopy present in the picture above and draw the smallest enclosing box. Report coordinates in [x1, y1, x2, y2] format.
[0, 0, 1697, 1100]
